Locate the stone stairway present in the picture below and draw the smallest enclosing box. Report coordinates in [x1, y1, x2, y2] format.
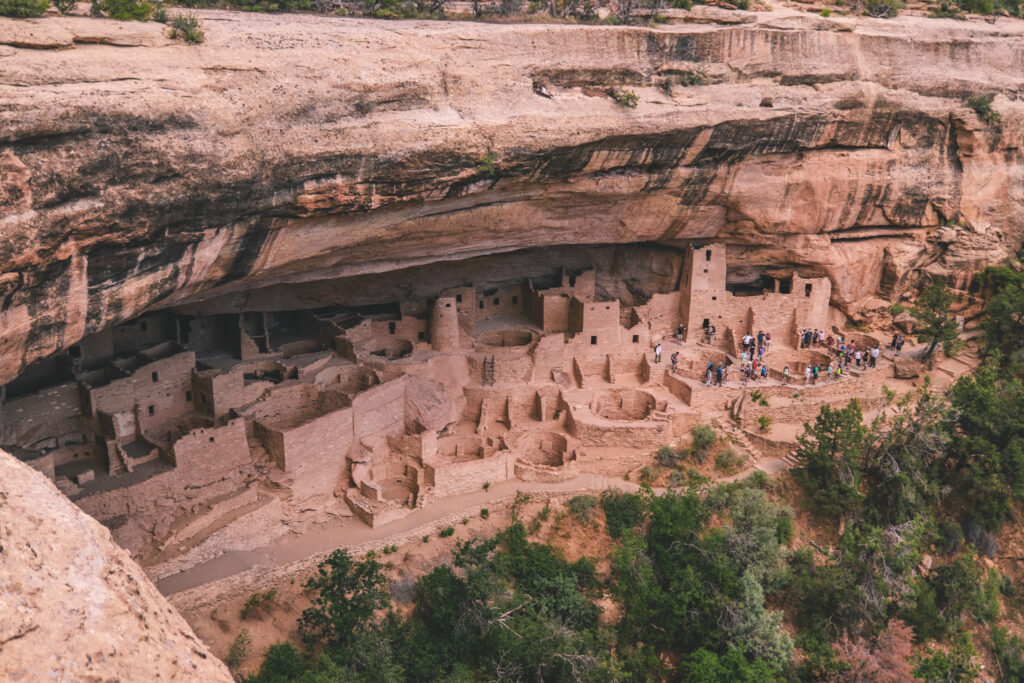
[712, 416, 765, 465]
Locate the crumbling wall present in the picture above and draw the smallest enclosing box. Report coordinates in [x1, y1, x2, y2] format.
[2, 381, 80, 444]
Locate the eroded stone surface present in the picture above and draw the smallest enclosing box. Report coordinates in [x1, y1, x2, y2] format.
[0, 448, 232, 682]
[1, 10, 1022, 384]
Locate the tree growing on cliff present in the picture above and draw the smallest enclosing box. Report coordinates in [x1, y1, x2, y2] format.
[976, 265, 1024, 371]
[911, 280, 962, 362]
[298, 549, 390, 649]
[792, 399, 867, 518]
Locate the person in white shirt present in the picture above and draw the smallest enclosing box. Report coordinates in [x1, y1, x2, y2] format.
[804, 366, 812, 385]
[654, 342, 662, 363]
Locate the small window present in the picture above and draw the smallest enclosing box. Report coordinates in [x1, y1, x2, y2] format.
[209, 437, 215, 443]
[711, 296, 717, 301]
[512, 296, 518, 305]
[632, 334, 639, 343]
[445, 302, 451, 308]
[705, 249, 712, 261]
[456, 294, 462, 303]
[151, 371, 159, 382]
[590, 336, 598, 345]
[148, 405, 155, 416]
[805, 283, 813, 297]
[186, 390, 192, 402]
[493, 297, 500, 306]
[479, 301, 484, 310]
[702, 318, 710, 329]
[140, 321, 148, 332]
[388, 322, 396, 335]
[418, 331, 425, 341]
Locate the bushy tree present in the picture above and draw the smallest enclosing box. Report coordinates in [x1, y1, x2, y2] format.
[90, 0, 153, 18]
[793, 399, 867, 517]
[977, 265, 1024, 372]
[0, 0, 49, 16]
[911, 280, 962, 361]
[298, 549, 390, 649]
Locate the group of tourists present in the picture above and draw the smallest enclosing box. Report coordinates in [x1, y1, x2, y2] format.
[679, 325, 892, 388]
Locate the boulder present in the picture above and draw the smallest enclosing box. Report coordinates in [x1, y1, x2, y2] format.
[894, 312, 918, 334]
[892, 357, 924, 379]
[0, 449, 232, 682]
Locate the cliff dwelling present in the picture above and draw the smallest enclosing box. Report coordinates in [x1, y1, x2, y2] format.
[1, 240, 892, 573]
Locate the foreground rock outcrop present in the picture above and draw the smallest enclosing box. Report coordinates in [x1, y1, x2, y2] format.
[0, 448, 232, 681]
[1, 10, 1023, 382]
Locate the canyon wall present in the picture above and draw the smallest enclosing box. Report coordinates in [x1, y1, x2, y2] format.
[2, 10, 1023, 382]
[0, 447, 232, 681]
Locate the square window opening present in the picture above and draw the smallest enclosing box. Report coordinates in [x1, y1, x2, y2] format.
[590, 336, 598, 345]
[632, 334, 639, 343]
[147, 405, 155, 416]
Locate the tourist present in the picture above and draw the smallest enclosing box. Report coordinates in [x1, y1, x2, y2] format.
[757, 344, 765, 360]
[819, 329, 826, 346]
[654, 342, 662, 363]
[783, 365, 790, 384]
[715, 363, 723, 386]
[765, 331, 772, 349]
[826, 333, 834, 351]
[839, 342, 846, 359]
[722, 364, 730, 384]
[854, 349, 863, 368]
[871, 345, 880, 368]
[676, 324, 684, 341]
[743, 332, 752, 348]
[890, 333, 898, 349]
[741, 349, 749, 367]
[804, 366, 812, 385]
[704, 363, 714, 387]
[845, 350, 852, 367]
[670, 351, 679, 373]
[708, 324, 716, 345]
[757, 330, 765, 349]
[760, 364, 769, 381]
[836, 364, 843, 379]
[895, 336, 904, 356]
[812, 365, 819, 384]
[827, 363, 834, 380]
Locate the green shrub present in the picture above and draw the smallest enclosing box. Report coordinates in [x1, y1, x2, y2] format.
[480, 507, 489, 519]
[477, 150, 497, 177]
[482, 481, 490, 491]
[819, 6, 831, 14]
[968, 94, 1001, 126]
[656, 445, 679, 467]
[600, 490, 645, 539]
[382, 544, 398, 554]
[240, 589, 277, 619]
[775, 511, 795, 545]
[0, 0, 49, 16]
[422, 534, 430, 543]
[169, 12, 204, 43]
[225, 628, 251, 669]
[611, 89, 639, 108]
[461, 517, 469, 525]
[758, 415, 772, 432]
[864, 0, 902, 16]
[715, 448, 744, 472]
[91, 0, 153, 19]
[690, 424, 717, 462]
[439, 526, 455, 538]
[567, 494, 598, 522]
[54, 0, 77, 13]
[991, 626, 1024, 681]
[639, 465, 658, 483]
[151, 1, 167, 19]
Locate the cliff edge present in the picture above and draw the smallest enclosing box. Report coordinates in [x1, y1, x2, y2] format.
[0, 447, 233, 681]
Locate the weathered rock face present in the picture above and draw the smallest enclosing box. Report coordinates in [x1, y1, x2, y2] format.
[0, 448, 233, 681]
[2, 10, 1023, 383]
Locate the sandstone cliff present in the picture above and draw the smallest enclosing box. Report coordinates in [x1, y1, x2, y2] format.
[1, 9, 1022, 382]
[0, 447, 233, 680]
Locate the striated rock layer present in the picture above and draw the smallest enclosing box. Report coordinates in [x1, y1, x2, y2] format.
[2, 10, 1024, 382]
[0, 448, 233, 681]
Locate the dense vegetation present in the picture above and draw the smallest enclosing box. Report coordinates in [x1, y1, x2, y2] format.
[238, 267, 1024, 681]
